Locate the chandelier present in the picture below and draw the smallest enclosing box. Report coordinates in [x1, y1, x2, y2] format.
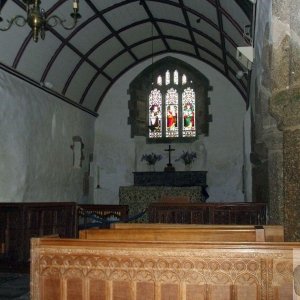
[0, 0, 80, 42]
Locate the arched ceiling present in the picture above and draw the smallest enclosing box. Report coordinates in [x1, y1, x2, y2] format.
[0, 0, 254, 116]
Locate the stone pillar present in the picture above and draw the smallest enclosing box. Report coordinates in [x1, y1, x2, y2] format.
[252, 0, 283, 224]
[263, 127, 283, 224]
[269, 0, 300, 240]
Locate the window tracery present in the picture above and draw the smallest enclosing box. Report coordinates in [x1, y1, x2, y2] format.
[128, 57, 211, 143]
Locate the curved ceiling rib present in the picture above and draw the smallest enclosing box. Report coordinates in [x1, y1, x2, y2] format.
[178, 0, 199, 57]
[139, 0, 170, 51]
[215, 0, 228, 76]
[0, 0, 252, 115]
[66, 5, 247, 105]
[93, 47, 248, 112]
[85, 0, 138, 62]
[40, 14, 100, 83]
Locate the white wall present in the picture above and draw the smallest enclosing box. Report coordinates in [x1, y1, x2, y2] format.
[0, 69, 95, 202]
[94, 54, 248, 204]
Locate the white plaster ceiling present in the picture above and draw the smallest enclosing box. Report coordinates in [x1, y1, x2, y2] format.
[0, 0, 254, 116]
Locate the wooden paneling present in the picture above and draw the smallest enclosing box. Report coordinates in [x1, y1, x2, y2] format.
[31, 237, 299, 300]
[148, 202, 267, 225]
[0, 202, 77, 266]
[0, 203, 129, 267]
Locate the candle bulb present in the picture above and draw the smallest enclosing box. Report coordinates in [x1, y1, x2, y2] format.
[73, 0, 78, 10]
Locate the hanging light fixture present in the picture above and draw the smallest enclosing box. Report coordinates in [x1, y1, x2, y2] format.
[0, 0, 80, 42]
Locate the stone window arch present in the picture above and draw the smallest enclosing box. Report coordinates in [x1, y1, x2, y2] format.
[128, 57, 212, 143]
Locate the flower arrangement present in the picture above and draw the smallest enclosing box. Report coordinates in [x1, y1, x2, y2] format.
[176, 151, 197, 165]
[141, 152, 162, 165]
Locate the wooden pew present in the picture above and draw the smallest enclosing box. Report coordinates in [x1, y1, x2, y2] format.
[110, 223, 284, 242]
[31, 237, 300, 299]
[79, 226, 267, 242]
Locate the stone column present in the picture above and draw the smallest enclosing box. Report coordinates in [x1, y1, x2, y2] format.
[252, 0, 283, 224]
[269, 0, 300, 240]
[263, 127, 283, 225]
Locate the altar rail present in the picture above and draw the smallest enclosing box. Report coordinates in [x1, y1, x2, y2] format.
[0, 203, 128, 268]
[31, 237, 299, 299]
[148, 202, 267, 225]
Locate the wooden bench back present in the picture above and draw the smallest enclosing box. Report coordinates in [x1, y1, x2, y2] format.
[31, 237, 299, 300]
[79, 227, 266, 242]
[110, 223, 284, 242]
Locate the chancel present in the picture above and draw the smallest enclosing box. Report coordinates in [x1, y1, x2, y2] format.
[1, 0, 300, 299]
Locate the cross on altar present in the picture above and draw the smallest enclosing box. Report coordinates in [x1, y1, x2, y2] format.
[164, 145, 176, 172]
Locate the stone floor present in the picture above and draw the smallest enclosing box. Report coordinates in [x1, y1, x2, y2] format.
[0, 273, 29, 300]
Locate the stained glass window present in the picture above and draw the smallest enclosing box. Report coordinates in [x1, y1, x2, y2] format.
[174, 70, 179, 85]
[157, 75, 162, 86]
[129, 57, 210, 142]
[165, 88, 179, 138]
[147, 69, 198, 140]
[182, 87, 196, 137]
[148, 89, 162, 138]
[165, 70, 170, 85]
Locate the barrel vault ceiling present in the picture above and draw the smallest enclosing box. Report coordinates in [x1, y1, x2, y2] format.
[0, 0, 254, 116]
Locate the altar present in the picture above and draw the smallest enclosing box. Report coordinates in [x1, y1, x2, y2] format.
[119, 171, 207, 222]
[133, 170, 207, 187]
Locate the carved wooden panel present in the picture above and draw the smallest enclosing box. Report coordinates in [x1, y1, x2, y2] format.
[31, 238, 297, 300]
[0, 202, 77, 266]
[0, 203, 130, 267]
[148, 203, 267, 225]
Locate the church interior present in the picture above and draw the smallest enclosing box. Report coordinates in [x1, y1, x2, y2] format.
[1, 0, 300, 299]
